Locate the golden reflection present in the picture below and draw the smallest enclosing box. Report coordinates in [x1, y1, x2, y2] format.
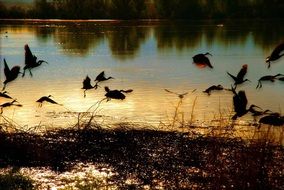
[19, 163, 116, 190]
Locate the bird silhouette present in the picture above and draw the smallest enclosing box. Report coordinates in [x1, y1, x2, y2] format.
[104, 86, 133, 101]
[94, 71, 114, 86]
[231, 87, 259, 120]
[0, 99, 22, 114]
[266, 42, 284, 68]
[203, 84, 225, 95]
[36, 95, 62, 107]
[256, 74, 284, 89]
[0, 91, 13, 99]
[164, 89, 196, 99]
[82, 75, 99, 97]
[249, 107, 272, 117]
[192, 52, 213, 68]
[259, 114, 284, 126]
[227, 64, 250, 87]
[23, 44, 48, 77]
[277, 76, 284, 81]
[2, 58, 21, 90]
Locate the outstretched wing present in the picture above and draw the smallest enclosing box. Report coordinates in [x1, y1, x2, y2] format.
[95, 71, 105, 81]
[233, 90, 247, 114]
[121, 89, 133, 93]
[24, 44, 37, 66]
[271, 42, 284, 57]
[236, 64, 248, 80]
[227, 71, 237, 81]
[3, 59, 10, 79]
[164, 89, 178, 95]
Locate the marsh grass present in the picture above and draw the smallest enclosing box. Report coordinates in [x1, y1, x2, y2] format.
[0, 100, 284, 189]
[0, 168, 34, 190]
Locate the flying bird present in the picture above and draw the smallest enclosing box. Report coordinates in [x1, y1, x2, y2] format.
[227, 64, 250, 87]
[94, 71, 114, 85]
[36, 95, 62, 107]
[2, 58, 21, 90]
[256, 74, 284, 89]
[104, 86, 133, 101]
[192, 52, 213, 68]
[23, 44, 48, 77]
[259, 114, 284, 126]
[0, 91, 13, 99]
[231, 87, 260, 120]
[266, 42, 284, 68]
[203, 84, 225, 95]
[164, 89, 196, 99]
[0, 99, 22, 114]
[82, 75, 99, 97]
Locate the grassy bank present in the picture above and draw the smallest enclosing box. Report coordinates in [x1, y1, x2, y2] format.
[0, 122, 283, 189]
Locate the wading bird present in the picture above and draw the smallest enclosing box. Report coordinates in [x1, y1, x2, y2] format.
[104, 86, 133, 101]
[203, 84, 224, 95]
[266, 42, 284, 68]
[256, 74, 284, 89]
[164, 89, 196, 99]
[227, 64, 250, 87]
[0, 91, 13, 99]
[36, 95, 62, 107]
[23, 44, 48, 77]
[82, 75, 99, 97]
[231, 87, 260, 120]
[94, 71, 114, 85]
[2, 58, 21, 90]
[0, 99, 22, 114]
[192, 52, 213, 68]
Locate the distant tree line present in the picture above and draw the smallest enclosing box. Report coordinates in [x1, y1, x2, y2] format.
[1, 0, 284, 19]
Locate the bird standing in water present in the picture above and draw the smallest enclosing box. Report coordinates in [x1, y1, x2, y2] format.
[2, 58, 21, 90]
[104, 86, 133, 101]
[227, 64, 250, 87]
[266, 42, 284, 68]
[82, 75, 99, 97]
[36, 95, 62, 107]
[23, 44, 48, 77]
[192, 52, 213, 68]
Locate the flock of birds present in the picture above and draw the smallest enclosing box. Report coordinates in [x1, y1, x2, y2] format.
[1, 42, 284, 126]
[0, 44, 133, 114]
[189, 42, 284, 126]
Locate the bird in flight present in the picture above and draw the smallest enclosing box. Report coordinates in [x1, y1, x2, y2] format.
[266, 42, 284, 68]
[36, 95, 62, 107]
[227, 64, 250, 87]
[23, 44, 48, 77]
[2, 58, 21, 91]
[192, 52, 213, 68]
[104, 86, 133, 101]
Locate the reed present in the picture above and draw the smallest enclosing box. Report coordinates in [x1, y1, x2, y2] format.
[0, 101, 283, 189]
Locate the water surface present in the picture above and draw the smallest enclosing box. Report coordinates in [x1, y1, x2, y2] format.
[0, 19, 284, 129]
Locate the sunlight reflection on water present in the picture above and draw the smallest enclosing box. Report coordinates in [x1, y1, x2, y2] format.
[0, 20, 284, 129]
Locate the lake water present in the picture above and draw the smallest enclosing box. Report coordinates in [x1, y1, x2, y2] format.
[0, 19, 284, 129]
